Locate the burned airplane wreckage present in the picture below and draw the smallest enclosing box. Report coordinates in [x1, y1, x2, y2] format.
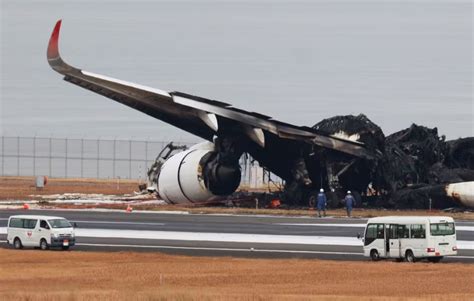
[311, 115, 474, 209]
[47, 20, 474, 209]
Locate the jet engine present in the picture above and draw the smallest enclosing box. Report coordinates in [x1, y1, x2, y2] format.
[157, 142, 241, 204]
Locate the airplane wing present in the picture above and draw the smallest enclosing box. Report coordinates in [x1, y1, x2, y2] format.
[47, 20, 374, 166]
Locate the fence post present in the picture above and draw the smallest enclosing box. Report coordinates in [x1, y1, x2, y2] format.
[17, 137, 20, 176]
[129, 139, 132, 179]
[33, 136, 36, 176]
[65, 138, 68, 178]
[1, 136, 4, 176]
[81, 138, 84, 178]
[49, 138, 52, 177]
[113, 139, 116, 178]
[97, 139, 100, 178]
[145, 140, 148, 177]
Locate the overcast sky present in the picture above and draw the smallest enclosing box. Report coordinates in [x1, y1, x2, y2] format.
[1, 0, 472, 142]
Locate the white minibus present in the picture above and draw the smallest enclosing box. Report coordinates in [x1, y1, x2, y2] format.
[361, 216, 457, 262]
[7, 215, 76, 250]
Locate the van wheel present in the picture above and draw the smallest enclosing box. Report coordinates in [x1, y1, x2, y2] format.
[40, 239, 49, 250]
[428, 256, 443, 263]
[405, 250, 416, 263]
[13, 238, 23, 249]
[370, 250, 380, 261]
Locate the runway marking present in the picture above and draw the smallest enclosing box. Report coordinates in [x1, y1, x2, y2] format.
[2, 227, 473, 249]
[1, 227, 360, 246]
[73, 243, 366, 256]
[0, 240, 473, 260]
[73, 229, 364, 246]
[71, 220, 165, 226]
[276, 223, 474, 232]
[1, 216, 470, 230]
[0, 218, 165, 226]
[276, 223, 364, 228]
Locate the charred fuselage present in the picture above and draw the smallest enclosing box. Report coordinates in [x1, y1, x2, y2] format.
[300, 115, 474, 209]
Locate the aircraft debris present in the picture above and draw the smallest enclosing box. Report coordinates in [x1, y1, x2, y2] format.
[314, 116, 474, 208]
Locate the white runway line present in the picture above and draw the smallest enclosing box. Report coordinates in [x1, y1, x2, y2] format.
[75, 243, 364, 255]
[1, 227, 473, 249]
[0, 218, 165, 226]
[74, 228, 363, 246]
[71, 220, 165, 226]
[276, 223, 474, 232]
[276, 223, 365, 228]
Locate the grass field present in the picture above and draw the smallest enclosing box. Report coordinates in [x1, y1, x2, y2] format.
[0, 248, 473, 300]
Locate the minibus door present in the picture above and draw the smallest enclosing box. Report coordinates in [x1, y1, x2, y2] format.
[388, 224, 400, 258]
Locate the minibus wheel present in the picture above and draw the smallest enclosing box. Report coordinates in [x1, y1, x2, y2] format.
[405, 250, 416, 263]
[40, 239, 49, 250]
[370, 250, 380, 261]
[13, 238, 23, 249]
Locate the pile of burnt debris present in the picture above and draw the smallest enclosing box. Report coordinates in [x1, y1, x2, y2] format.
[313, 114, 474, 209]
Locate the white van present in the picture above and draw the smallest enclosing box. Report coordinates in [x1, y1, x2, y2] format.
[361, 216, 457, 262]
[7, 215, 76, 250]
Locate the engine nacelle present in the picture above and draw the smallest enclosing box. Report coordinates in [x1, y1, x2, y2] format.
[157, 142, 241, 204]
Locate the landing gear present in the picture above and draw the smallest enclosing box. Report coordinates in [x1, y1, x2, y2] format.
[308, 193, 317, 208]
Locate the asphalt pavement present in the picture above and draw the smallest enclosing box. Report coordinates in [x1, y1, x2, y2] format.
[1, 209, 473, 262]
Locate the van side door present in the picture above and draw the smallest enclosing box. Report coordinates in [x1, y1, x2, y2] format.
[22, 219, 38, 246]
[35, 220, 51, 244]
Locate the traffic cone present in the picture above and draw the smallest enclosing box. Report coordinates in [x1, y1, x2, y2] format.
[126, 205, 133, 213]
[23, 203, 30, 210]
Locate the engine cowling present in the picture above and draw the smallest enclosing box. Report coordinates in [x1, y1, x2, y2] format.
[157, 142, 241, 204]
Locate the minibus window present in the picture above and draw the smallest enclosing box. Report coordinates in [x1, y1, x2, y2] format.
[9, 218, 23, 228]
[398, 225, 409, 238]
[23, 219, 37, 229]
[410, 224, 426, 238]
[48, 219, 72, 228]
[364, 223, 384, 246]
[430, 223, 455, 236]
[389, 225, 398, 239]
[376, 224, 384, 238]
[366, 224, 377, 239]
[40, 220, 50, 229]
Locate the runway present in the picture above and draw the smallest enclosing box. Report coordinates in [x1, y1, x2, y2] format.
[1, 209, 473, 262]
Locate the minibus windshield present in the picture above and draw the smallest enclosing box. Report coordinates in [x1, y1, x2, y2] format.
[430, 223, 455, 236]
[48, 219, 72, 228]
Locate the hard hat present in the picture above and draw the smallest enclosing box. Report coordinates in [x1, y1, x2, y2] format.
[347, 190, 351, 194]
[320, 188, 324, 193]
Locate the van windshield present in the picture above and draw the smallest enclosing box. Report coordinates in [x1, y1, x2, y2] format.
[430, 223, 455, 236]
[48, 219, 72, 228]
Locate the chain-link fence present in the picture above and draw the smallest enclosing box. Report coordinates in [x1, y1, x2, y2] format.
[0, 136, 280, 188]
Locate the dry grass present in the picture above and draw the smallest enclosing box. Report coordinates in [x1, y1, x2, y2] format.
[0, 176, 140, 200]
[0, 249, 473, 300]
